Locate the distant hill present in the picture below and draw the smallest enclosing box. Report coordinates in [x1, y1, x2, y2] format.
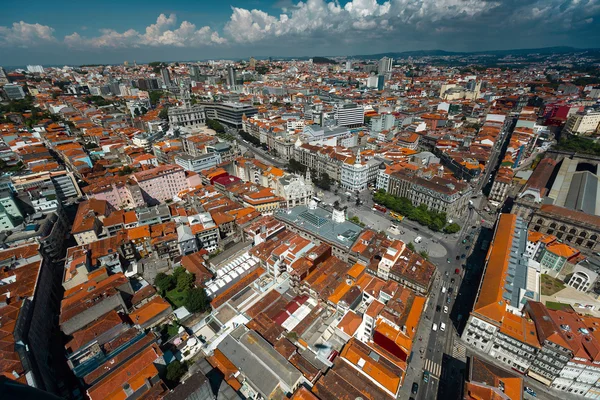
[312, 56, 337, 64]
[350, 46, 596, 60]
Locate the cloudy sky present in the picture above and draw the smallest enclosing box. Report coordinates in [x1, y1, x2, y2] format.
[1, 0, 599, 66]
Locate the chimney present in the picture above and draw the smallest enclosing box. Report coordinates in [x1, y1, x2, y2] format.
[122, 383, 133, 397]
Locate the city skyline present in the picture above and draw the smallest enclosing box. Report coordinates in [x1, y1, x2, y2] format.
[2, 0, 600, 65]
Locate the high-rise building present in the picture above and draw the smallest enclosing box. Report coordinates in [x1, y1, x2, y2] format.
[378, 56, 392, 75]
[0, 66, 8, 84]
[108, 81, 121, 96]
[26, 65, 44, 73]
[346, 60, 352, 71]
[227, 66, 236, 87]
[334, 103, 364, 127]
[3, 83, 26, 100]
[377, 74, 385, 91]
[190, 65, 200, 81]
[249, 57, 256, 69]
[161, 67, 172, 87]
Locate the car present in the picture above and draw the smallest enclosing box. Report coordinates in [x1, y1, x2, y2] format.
[448, 287, 454, 294]
[423, 371, 430, 383]
[411, 382, 419, 395]
[447, 258, 451, 263]
[455, 255, 460, 260]
[440, 323, 446, 331]
[442, 287, 447, 293]
[447, 296, 451, 304]
[414, 236, 422, 244]
[432, 323, 438, 331]
[436, 305, 441, 312]
[455, 268, 460, 274]
[443, 306, 448, 313]
[461, 254, 466, 259]
[524, 386, 536, 397]
[471, 225, 477, 229]
[466, 245, 471, 250]
[450, 278, 455, 284]
[462, 239, 467, 244]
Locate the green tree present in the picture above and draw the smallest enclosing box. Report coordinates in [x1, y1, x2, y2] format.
[158, 107, 169, 120]
[155, 273, 175, 293]
[407, 242, 416, 252]
[443, 223, 461, 234]
[149, 90, 164, 106]
[176, 271, 195, 292]
[419, 251, 429, 260]
[288, 158, 307, 174]
[166, 360, 187, 383]
[185, 288, 210, 313]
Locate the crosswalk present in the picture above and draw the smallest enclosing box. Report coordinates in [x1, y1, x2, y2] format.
[453, 340, 467, 361]
[423, 358, 442, 377]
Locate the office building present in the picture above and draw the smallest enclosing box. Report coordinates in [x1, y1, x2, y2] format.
[0, 66, 8, 84]
[3, 83, 26, 100]
[26, 65, 44, 73]
[378, 56, 392, 74]
[334, 102, 364, 127]
[161, 67, 172, 87]
[227, 66, 236, 87]
[201, 102, 258, 128]
[377, 74, 385, 90]
[175, 153, 222, 174]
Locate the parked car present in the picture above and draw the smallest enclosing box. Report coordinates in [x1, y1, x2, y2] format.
[423, 371, 430, 383]
[524, 386, 536, 397]
[443, 306, 448, 313]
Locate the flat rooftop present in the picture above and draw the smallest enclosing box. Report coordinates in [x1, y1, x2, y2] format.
[274, 205, 362, 250]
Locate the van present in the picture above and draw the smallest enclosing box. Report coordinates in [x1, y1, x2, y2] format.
[432, 323, 438, 331]
[414, 236, 422, 244]
[440, 323, 446, 332]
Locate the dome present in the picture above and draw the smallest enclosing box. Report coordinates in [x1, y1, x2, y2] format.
[379, 162, 387, 170]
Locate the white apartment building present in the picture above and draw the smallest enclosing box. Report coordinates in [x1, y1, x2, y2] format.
[563, 112, 600, 136]
[341, 151, 369, 192]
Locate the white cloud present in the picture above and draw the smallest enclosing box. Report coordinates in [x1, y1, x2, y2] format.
[0, 21, 56, 47]
[65, 13, 226, 49]
[223, 0, 499, 44]
[3, 0, 600, 53]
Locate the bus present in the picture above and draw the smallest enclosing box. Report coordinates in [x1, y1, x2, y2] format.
[373, 204, 387, 213]
[390, 211, 404, 222]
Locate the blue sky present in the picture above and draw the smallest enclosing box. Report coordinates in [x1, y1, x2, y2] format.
[1, 0, 599, 66]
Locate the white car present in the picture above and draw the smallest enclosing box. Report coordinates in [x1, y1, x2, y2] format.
[443, 306, 449, 314]
[440, 323, 446, 332]
[441, 287, 447, 294]
[414, 236, 422, 244]
[432, 323, 438, 331]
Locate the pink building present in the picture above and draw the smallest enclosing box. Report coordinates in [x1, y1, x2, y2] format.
[83, 177, 145, 210]
[133, 165, 188, 205]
